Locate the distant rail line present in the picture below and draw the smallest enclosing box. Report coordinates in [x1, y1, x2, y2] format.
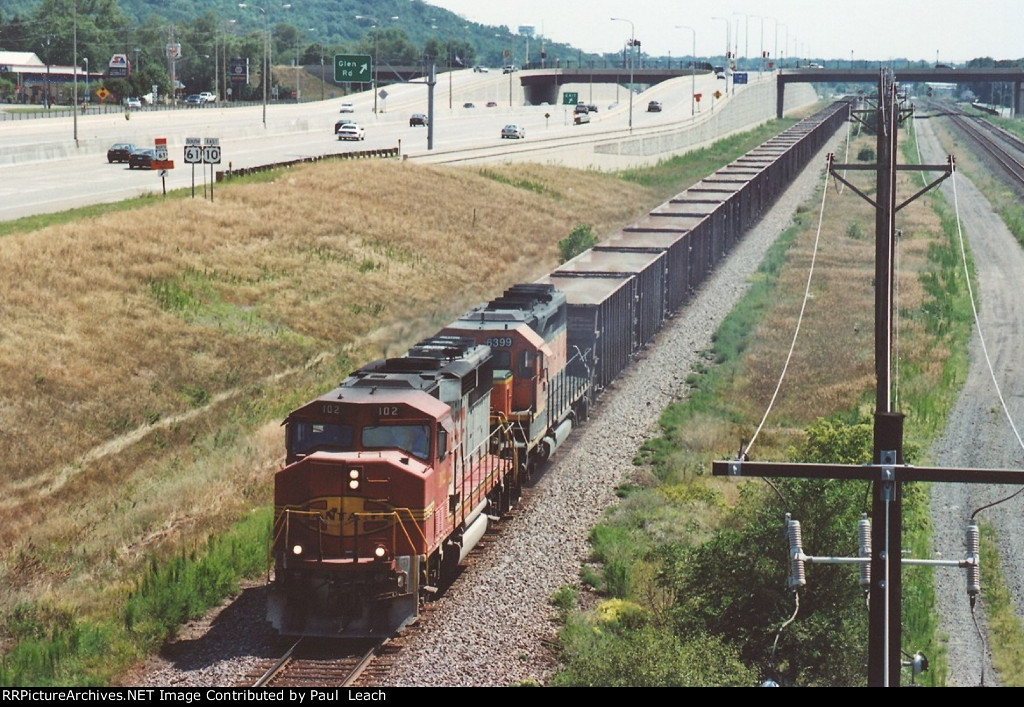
[938, 104, 1024, 188]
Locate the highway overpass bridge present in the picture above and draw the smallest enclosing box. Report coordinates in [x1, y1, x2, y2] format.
[360, 65, 1023, 117]
[775, 67, 1024, 118]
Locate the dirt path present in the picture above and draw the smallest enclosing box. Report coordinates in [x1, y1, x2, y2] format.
[917, 117, 1024, 687]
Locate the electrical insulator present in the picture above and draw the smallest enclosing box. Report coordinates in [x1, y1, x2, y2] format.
[858, 513, 871, 589]
[786, 515, 806, 589]
[966, 520, 980, 598]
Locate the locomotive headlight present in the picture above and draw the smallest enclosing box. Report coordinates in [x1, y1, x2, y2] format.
[348, 468, 361, 490]
[374, 545, 387, 559]
[349, 479, 360, 490]
[291, 544, 303, 556]
[349, 469, 360, 479]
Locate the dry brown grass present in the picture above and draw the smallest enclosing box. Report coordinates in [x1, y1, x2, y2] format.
[0, 158, 659, 619]
[708, 128, 949, 463]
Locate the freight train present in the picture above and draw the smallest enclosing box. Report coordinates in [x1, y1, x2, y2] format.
[266, 100, 852, 637]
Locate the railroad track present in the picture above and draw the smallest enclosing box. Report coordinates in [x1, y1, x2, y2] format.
[937, 104, 1024, 188]
[243, 638, 388, 688]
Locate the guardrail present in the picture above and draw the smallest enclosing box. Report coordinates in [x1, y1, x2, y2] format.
[0, 99, 300, 121]
[215, 146, 399, 181]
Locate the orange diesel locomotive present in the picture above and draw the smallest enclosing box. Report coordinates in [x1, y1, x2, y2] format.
[269, 335, 515, 636]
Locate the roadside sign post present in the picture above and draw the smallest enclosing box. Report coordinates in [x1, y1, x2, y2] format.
[184, 137, 202, 198]
[184, 137, 221, 201]
[203, 138, 221, 201]
[152, 138, 174, 195]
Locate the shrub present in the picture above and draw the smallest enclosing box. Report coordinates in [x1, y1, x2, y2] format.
[558, 224, 597, 263]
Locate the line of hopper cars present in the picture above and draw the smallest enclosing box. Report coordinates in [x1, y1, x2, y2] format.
[267, 99, 853, 637]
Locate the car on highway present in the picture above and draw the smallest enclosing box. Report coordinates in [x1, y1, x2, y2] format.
[502, 65, 517, 74]
[198, 92, 217, 103]
[336, 122, 366, 141]
[587, 103, 598, 113]
[463, 102, 475, 109]
[185, 94, 204, 106]
[486, 101, 498, 108]
[647, 100, 663, 112]
[107, 142, 137, 163]
[500, 124, 525, 139]
[339, 102, 355, 113]
[574, 103, 589, 115]
[574, 112, 590, 125]
[473, 65, 489, 73]
[410, 113, 428, 127]
[123, 97, 141, 110]
[128, 148, 156, 170]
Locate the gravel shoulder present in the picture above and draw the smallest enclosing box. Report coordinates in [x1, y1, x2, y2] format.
[918, 117, 1024, 688]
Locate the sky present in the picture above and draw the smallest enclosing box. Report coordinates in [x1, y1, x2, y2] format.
[423, 0, 1021, 64]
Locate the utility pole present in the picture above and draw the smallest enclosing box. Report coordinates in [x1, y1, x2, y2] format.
[712, 70, 1024, 686]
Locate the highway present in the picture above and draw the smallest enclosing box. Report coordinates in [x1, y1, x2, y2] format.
[0, 67, 755, 221]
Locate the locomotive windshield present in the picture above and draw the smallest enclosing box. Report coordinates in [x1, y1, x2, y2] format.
[362, 424, 431, 459]
[290, 422, 354, 456]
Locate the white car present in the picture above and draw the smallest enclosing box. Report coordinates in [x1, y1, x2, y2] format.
[339, 102, 355, 113]
[336, 122, 365, 141]
[501, 124, 525, 139]
[198, 92, 217, 103]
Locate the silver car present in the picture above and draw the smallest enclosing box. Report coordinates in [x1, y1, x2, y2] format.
[501, 124, 525, 139]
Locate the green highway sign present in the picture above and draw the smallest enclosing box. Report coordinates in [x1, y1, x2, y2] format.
[563, 92, 579, 105]
[334, 54, 372, 83]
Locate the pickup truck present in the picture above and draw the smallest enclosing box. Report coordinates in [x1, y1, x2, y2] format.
[574, 111, 590, 125]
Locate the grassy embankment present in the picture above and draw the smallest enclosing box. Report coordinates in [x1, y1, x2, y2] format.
[550, 112, 992, 685]
[0, 118, 795, 686]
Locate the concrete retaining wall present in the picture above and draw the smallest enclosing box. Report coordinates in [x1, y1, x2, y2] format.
[588, 80, 818, 168]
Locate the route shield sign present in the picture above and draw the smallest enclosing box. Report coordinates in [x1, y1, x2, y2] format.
[334, 54, 372, 83]
[203, 138, 221, 165]
[562, 92, 579, 105]
[184, 137, 203, 164]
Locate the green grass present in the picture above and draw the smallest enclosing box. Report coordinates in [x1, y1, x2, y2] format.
[477, 168, 560, 197]
[979, 522, 1024, 686]
[0, 508, 272, 687]
[615, 118, 799, 191]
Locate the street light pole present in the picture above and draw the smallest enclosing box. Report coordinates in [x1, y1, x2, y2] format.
[733, 13, 749, 68]
[712, 16, 730, 95]
[72, 0, 78, 143]
[676, 25, 695, 117]
[356, 15, 398, 114]
[610, 17, 635, 133]
[752, 14, 764, 74]
[238, 4, 268, 127]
